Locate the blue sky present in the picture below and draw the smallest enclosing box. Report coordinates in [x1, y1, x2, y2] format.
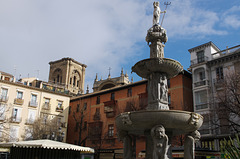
[0, 0, 240, 92]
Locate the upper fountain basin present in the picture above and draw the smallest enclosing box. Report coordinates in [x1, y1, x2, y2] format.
[132, 58, 183, 79]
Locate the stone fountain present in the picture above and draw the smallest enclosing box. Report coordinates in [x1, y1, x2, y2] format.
[115, 2, 203, 159]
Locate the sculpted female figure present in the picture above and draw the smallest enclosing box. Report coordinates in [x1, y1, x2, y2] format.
[153, 2, 166, 26]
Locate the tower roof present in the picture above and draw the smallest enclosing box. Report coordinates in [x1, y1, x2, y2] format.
[49, 57, 87, 68]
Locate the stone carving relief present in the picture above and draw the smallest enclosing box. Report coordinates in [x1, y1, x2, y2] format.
[121, 112, 132, 125]
[160, 74, 168, 104]
[148, 73, 168, 105]
[151, 125, 169, 159]
[184, 131, 201, 159]
[189, 113, 201, 126]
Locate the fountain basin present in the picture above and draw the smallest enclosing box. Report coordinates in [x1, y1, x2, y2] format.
[115, 110, 203, 136]
[132, 58, 183, 79]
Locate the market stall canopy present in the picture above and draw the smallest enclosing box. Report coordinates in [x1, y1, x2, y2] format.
[0, 139, 94, 153]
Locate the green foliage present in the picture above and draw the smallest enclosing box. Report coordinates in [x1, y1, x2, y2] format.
[222, 134, 240, 159]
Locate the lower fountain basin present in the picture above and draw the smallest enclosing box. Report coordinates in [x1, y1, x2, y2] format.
[131, 58, 183, 79]
[115, 110, 203, 136]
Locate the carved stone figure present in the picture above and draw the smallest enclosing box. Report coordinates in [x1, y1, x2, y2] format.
[184, 131, 201, 159]
[151, 125, 169, 159]
[153, 2, 166, 26]
[160, 75, 168, 104]
[189, 113, 201, 126]
[121, 112, 132, 125]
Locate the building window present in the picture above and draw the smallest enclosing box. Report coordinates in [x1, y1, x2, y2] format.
[168, 95, 171, 105]
[167, 79, 170, 88]
[69, 106, 71, 114]
[0, 104, 6, 120]
[30, 94, 37, 106]
[17, 91, 23, 99]
[199, 71, 205, 80]
[76, 104, 80, 112]
[73, 76, 76, 86]
[42, 113, 48, 124]
[27, 109, 36, 124]
[96, 96, 100, 104]
[9, 126, 19, 142]
[197, 50, 205, 63]
[75, 122, 79, 132]
[111, 93, 115, 101]
[108, 124, 114, 137]
[57, 101, 63, 111]
[70, 78, 72, 85]
[127, 88, 132, 97]
[1, 88, 8, 101]
[83, 121, 87, 130]
[12, 108, 21, 122]
[195, 90, 208, 110]
[216, 66, 224, 80]
[199, 114, 210, 135]
[44, 98, 50, 109]
[83, 103, 87, 111]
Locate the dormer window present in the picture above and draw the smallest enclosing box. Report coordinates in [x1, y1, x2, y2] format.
[197, 50, 205, 63]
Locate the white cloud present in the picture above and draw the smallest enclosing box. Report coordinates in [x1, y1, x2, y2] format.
[163, 0, 227, 38]
[222, 6, 240, 29]
[0, 0, 234, 92]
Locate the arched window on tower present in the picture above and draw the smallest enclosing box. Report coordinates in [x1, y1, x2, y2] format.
[73, 76, 76, 86]
[57, 75, 60, 83]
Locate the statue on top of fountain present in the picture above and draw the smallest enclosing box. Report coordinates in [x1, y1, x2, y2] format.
[146, 2, 168, 58]
[153, 1, 166, 26]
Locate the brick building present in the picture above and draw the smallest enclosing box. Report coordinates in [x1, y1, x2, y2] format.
[66, 70, 193, 158]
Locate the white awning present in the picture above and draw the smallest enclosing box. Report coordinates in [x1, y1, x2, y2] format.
[0, 139, 94, 153]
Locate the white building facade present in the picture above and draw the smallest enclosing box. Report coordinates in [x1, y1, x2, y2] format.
[0, 72, 70, 142]
[188, 42, 240, 152]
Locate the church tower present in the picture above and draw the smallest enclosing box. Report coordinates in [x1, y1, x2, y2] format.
[48, 58, 87, 95]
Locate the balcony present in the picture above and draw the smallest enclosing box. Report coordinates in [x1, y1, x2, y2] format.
[29, 101, 38, 108]
[14, 98, 24, 105]
[25, 119, 35, 125]
[194, 80, 209, 87]
[56, 107, 63, 112]
[213, 78, 224, 89]
[195, 103, 208, 110]
[191, 56, 208, 66]
[0, 95, 8, 103]
[104, 100, 117, 118]
[42, 103, 51, 110]
[11, 116, 22, 123]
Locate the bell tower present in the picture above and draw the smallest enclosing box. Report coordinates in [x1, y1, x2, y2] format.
[48, 57, 87, 95]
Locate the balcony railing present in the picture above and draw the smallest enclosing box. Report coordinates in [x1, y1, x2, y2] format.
[0, 95, 8, 103]
[191, 56, 208, 66]
[25, 119, 35, 125]
[194, 80, 209, 87]
[195, 103, 208, 110]
[11, 116, 22, 123]
[56, 107, 63, 112]
[212, 44, 240, 59]
[14, 98, 24, 105]
[42, 103, 51, 110]
[29, 101, 38, 107]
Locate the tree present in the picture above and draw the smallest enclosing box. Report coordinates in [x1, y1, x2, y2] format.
[0, 104, 11, 142]
[211, 72, 240, 134]
[23, 117, 65, 141]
